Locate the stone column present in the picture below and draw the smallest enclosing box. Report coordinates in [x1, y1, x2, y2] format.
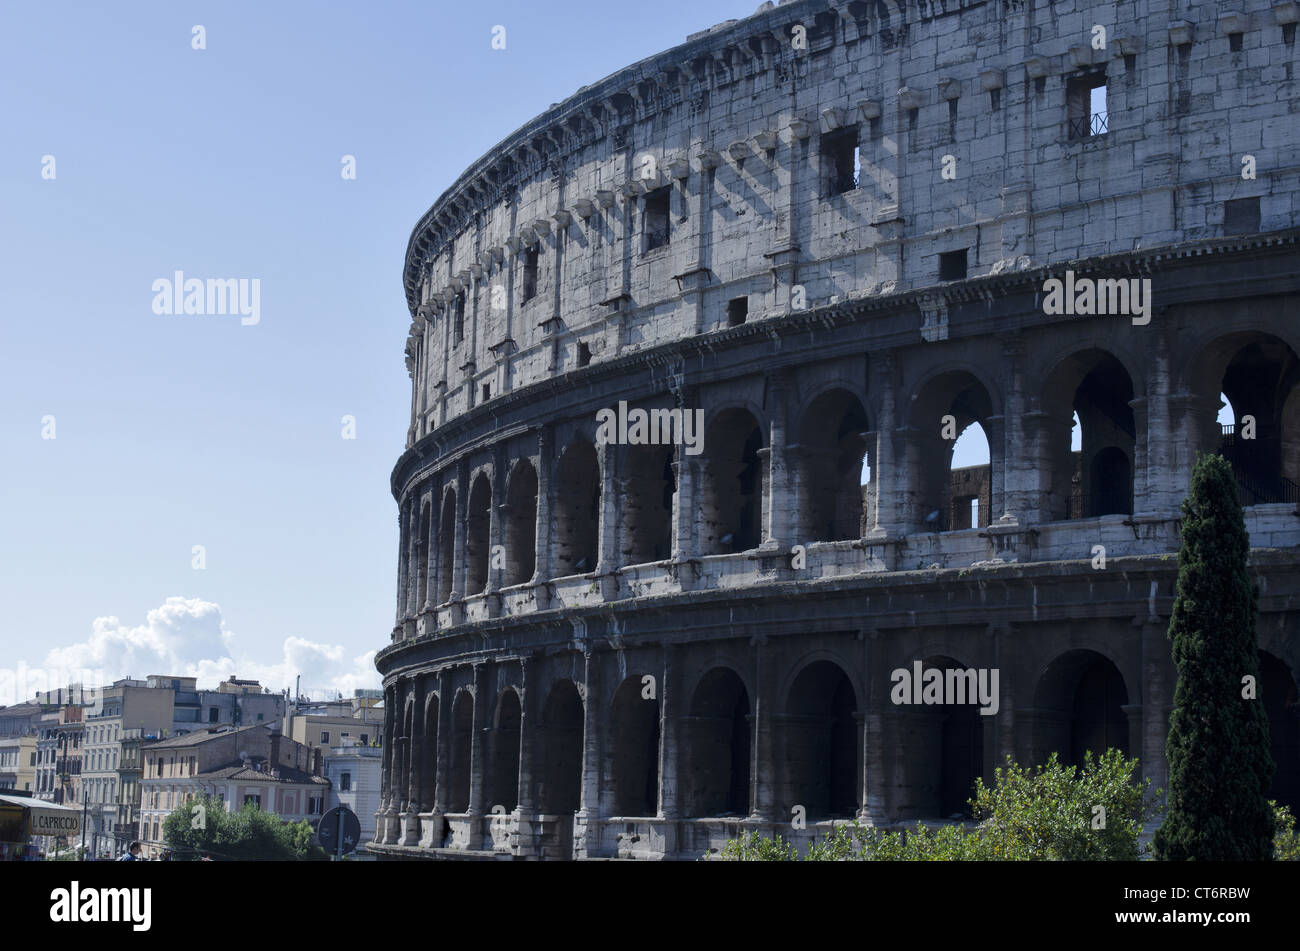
[761, 370, 793, 550]
[402, 677, 428, 845]
[533, 426, 555, 569]
[866, 354, 906, 541]
[451, 459, 469, 620]
[575, 648, 603, 859]
[423, 487, 440, 613]
[1138, 332, 1178, 516]
[595, 440, 620, 599]
[378, 682, 398, 843]
[658, 644, 682, 823]
[395, 509, 409, 624]
[515, 656, 542, 858]
[424, 673, 453, 848]
[860, 629, 888, 824]
[1139, 616, 1174, 794]
[466, 663, 491, 849]
[485, 446, 507, 616]
[750, 636, 778, 820]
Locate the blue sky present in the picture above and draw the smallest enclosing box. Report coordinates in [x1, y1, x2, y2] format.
[0, 0, 764, 700]
[0, 1, 1230, 703]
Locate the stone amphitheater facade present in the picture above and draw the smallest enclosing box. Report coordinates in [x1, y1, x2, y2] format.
[371, 0, 1300, 859]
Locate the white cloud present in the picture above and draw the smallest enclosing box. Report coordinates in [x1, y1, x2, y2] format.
[31, 596, 378, 698]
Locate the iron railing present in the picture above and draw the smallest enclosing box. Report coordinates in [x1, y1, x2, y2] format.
[1068, 111, 1109, 139]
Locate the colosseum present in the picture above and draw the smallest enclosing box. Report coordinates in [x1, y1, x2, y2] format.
[371, 0, 1300, 859]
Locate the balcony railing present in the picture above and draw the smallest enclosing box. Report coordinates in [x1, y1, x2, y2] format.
[1068, 111, 1109, 139]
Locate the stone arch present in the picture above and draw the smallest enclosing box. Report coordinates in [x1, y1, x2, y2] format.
[904, 368, 999, 532]
[701, 406, 765, 553]
[1031, 649, 1130, 767]
[897, 654, 985, 819]
[781, 659, 858, 820]
[486, 688, 521, 813]
[610, 674, 660, 817]
[623, 441, 675, 566]
[465, 472, 492, 595]
[436, 486, 456, 604]
[419, 691, 439, 812]
[797, 388, 871, 542]
[539, 680, 584, 815]
[504, 459, 538, 586]
[448, 689, 474, 813]
[1259, 651, 1300, 814]
[682, 666, 752, 817]
[1185, 332, 1300, 503]
[1041, 349, 1136, 520]
[554, 440, 601, 575]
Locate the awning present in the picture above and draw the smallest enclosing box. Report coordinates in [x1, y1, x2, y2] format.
[0, 794, 81, 837]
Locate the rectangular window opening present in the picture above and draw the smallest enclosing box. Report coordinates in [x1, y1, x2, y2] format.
[727, 296, 749, 327]
[522, 247, 538, 302]
[577, 341, 591, 367]
[453, 294, 465, 345]
[1223, 196, 1261, 235]
[643, 187, 671, 252]
[939, 249, 968, 281]
[820, 126, 860, 195]
[1067, 72, 1108, 139]
[481, 383, 491, 402]
[1229, 32, 1243, 52]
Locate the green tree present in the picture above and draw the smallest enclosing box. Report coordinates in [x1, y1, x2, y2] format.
[161, 794, 329, 861]
[714, 749, 1157, 861]
[1154, 452, 1275, 860]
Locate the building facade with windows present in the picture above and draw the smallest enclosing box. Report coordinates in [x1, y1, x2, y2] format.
[137, 723, 325, 853]
[375, 0, 1300, 858]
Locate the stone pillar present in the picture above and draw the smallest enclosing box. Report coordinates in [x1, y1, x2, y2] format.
[750, 636, 778, 820]
[1168, 394, 1222, 502]
[423, 487, 440, 613]
[595, 440, 620, 599]
[866, 354, 906, 542]
[860, 629, 888, 824]
[485, 446, 507, 615]
[658, 644, 682, 822]
[532, 427, 554, 591]
[378, 682, 398, 843]
[1139, 616, 1174, 794]
[575, 648, 603, 859]
[451, 459, 469, 610]
[423, 673, 453, 849]
[514, 656, 543, 857]
[402, 677, 428, 845]
[466, 663, 491, 849]
[395, 509, 409, 624]
[760, 370, 793, 551]
[1138, 333, 1178, 516]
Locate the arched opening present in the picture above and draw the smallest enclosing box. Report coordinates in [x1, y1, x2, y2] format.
[683, 668, 751, 817]
[1210, 337, 1300, 504]
[1042, 351, 1136, 520]
[610, 675, 660, 816]
[948, 422, 991, 529]
[397, 700, 415, 809]
[798, 390, 870, 541]
[448, 691, 473, 813]
[554, 441, 600, 575]
[1259, 651, 1300, 815]
[539, 681, 584, 815]
[783, 660, 858, 820]
[415, 501, 431, 608]
[907, 372, 996, 533]
[419, 694, 439, 812]
[701, 408, 764, 553]
[436, 489, 456, 604]
[623, 443, 675, 566]
[903, 655, 984, 818]
[503, 460, 538, 586]
[465, 474, 492, 595]
[486, 690, 521, 813]
[1032, 650, 1129, 768]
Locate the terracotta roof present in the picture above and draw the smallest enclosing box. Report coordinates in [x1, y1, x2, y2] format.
[196, 759, 328, 785]
[143, 722, 276, 749]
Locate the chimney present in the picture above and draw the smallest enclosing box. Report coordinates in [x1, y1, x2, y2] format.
[269, 732, 281, 768]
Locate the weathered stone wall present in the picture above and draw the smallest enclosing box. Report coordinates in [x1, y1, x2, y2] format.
[375, 0, 1300, 859]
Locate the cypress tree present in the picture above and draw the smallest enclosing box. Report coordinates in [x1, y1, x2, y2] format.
[1154, 452, 1274, 860]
